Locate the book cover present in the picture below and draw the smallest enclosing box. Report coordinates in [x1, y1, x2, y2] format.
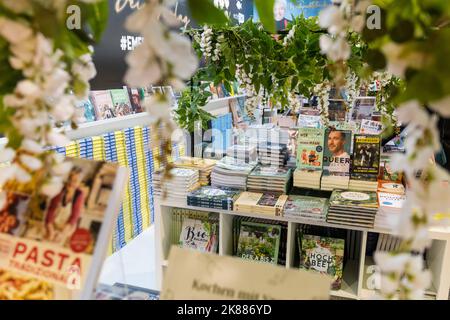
[296, 128, 325, 170]
[249, 165, 291, 179]
[110, 88, 133, 117]
[299, 234, 345, 290]
[377, 192, 406, 209]
[236, 221, 281, 265]
[351, 135, 381, 177]
[125, 87, 144, 113]
[0, 158, 125, 299]
[329, 190, 378, 208]
[328, 99, 347, 122]
[283, 195, 329, 216]
[89, 90, 115, 120]
[297, 115, 321, 128]
[179, 218, 218, 253]
[360, 119, 383, 135]
[351, 97, 376, 121]
[323, 129, 352, 174]
[76, 99, 96, 123]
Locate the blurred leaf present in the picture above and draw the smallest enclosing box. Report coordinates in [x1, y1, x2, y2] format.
[187, 0, 229, 26]
[254, 0, 275, 33]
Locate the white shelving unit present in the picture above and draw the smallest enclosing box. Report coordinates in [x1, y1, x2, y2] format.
[154, 198, 450, 300]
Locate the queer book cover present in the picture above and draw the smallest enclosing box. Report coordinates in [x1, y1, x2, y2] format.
[299, 234, 345, 290]
[296, 128, 325, 170]
[351, 135, 381, 177]
[236, 221, 281, 265]
[0, 158, 125, 299]
[110, 88, 133, 117]
[323, 129, 352, 174]
[89, 90, 115, 120]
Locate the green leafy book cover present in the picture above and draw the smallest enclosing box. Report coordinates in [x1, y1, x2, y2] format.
[236, 221, 281, 265]
[296, 128, 325, 170]
[109, 88, 133, 117]
[299, 234, 345, 290]
[329, 190, 378, 208]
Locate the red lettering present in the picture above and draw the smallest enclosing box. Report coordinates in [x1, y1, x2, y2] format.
[13, 242, 27, 258]
[72, 257, 82, 273]
[42, 250, 54, 267]
[25, 247, 38, 264]
[57, 253, 69, 270]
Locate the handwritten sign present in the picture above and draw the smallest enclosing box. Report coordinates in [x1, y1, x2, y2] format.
[161, 246, 332, 300]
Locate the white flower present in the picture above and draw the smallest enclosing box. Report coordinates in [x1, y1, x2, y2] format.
[0, 147, 16, 163]
[1, 0, 32, 14]
[21, 139, 44, 154]
[12, 163, 31, 183]
[379, 274, 399, 295]
[0, 166, 16, 186]
[0, 17, 33, 44]
[72, 53, 97, 83]
[168, 78, 186, 91]
[319, 34, 334, 53]
[144, 95, 172, 121]
[52, 160, 73, 176]
[374, 251, 410, 273]
[47, 131, 70, 146]
[20, 154, 43, 171]
[382, 43, 410, 78]
[52, 95, 76, 122]
[124, 45, 162, 87]
[429, 95, 450, 117]
[40, 176, 64, 198]
[318, 6, 346, 36]
[395, 100, 428, 125]
[350, 15, 365, 32]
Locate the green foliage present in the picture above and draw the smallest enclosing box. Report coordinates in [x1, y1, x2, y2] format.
[254, 0, 275, 33]
[187, 0, 229, 26]
[174, 84, 215, 132]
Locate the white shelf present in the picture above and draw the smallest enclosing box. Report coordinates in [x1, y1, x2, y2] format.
[154, 199, 450, 300]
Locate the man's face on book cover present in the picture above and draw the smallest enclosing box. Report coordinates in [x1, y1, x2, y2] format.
[327, 131, 345, 155]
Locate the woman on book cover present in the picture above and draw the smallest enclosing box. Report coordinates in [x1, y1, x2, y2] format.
[44, 167, 85, 246]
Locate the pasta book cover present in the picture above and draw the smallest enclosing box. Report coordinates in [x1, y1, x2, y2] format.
[0, 158, 126, 300]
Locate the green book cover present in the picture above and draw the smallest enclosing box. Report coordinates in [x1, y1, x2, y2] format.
[283, 195, 329, 216]
[296, 128, 325, 170]
[236, 221, 281, 265]
[299, 234, 345, 290]
[109, 88, 133, 117]
[329, 190, 378, 208]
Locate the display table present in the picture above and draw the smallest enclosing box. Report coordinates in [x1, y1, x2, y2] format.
[154, 198, 450, 300]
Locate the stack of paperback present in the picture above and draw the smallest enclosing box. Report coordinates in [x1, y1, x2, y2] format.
[294, 128, 325, 189]
[348, 135, 381, 191]
[257, 142, 289, 166]
[187, 186, 241, 210]
[247, 165, 292, 194]
[152, 168, 200, 202]
[320, 129, 352, 191]
[172, 156, 216, 186]
[327, 190, 378, 228]
[377, 162, 405, 195]
[234, 192, 288, 216]
[226, 144, 257, 162]
[283, 195, 329, 222]
[211, 156, 256, 190]
[375, 192, 406, 230]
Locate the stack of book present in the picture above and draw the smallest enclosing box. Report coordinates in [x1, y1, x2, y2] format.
[375, 192, 406, 230]
[283, 195, 329, 222]
[210, 156, 256, 190]
[247, 165, 292, 194]
[234, 192, 289, 216]
[326, 190, 378, 228]
[348, 135, 381, 191]
[187, 186, 241, 210]
[320, 129, 352, 191]
[172, 156, 217, 186]
[377, 162, 405, 195]
[294, 128, 325, 190]
[152, 168, 200, 202]
[226, 144, 258, 162]
[376, 233, 402, 252]
[257, 142, 289, 166]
